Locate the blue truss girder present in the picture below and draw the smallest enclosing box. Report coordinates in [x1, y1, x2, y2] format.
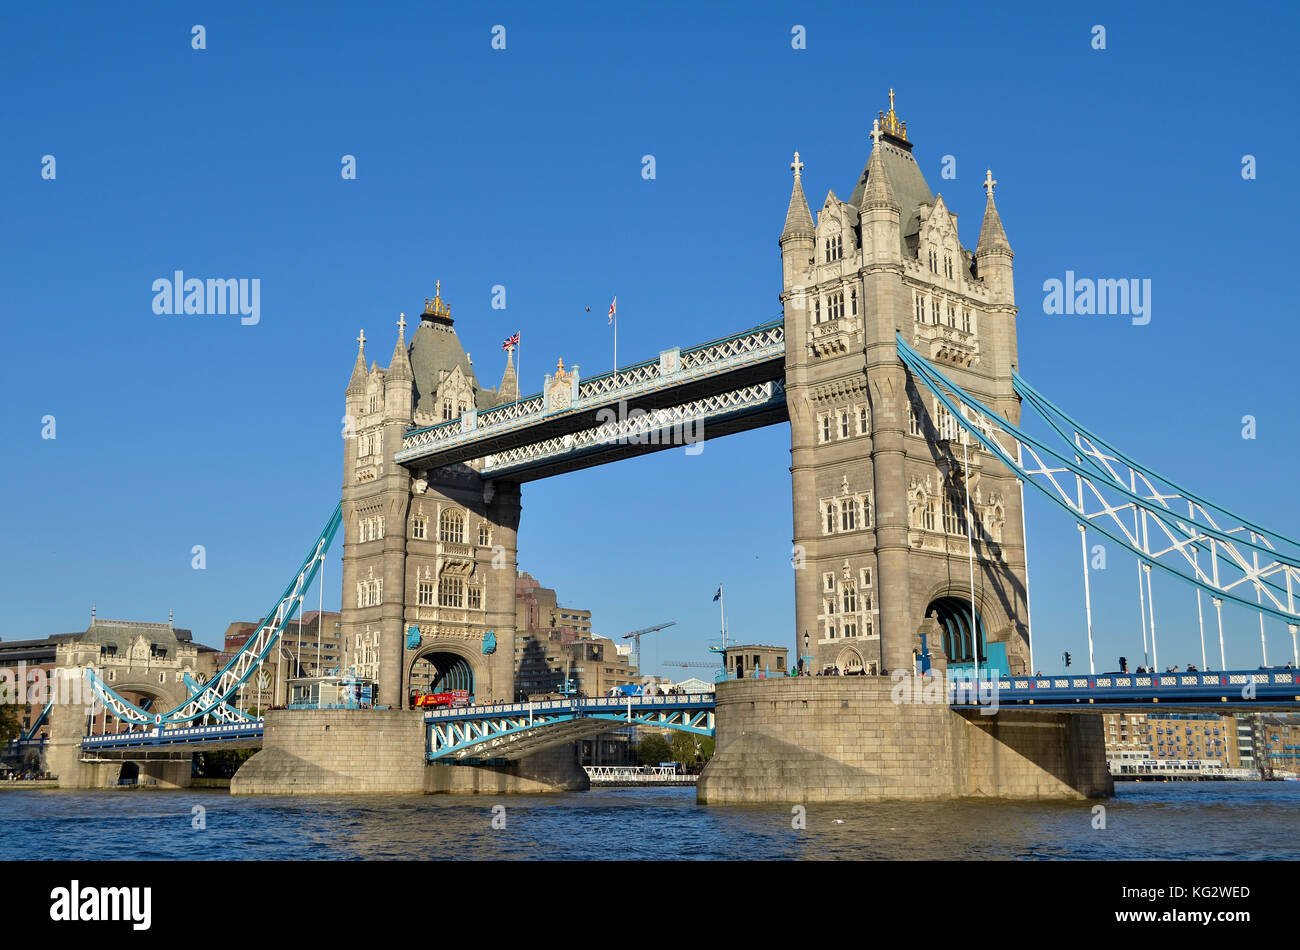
[896, 335, 1300, 627]
[425, 694, 716, 761]
[84, 504, 343, 726]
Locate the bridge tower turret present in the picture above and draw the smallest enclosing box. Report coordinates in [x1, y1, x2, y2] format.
[781, 91, 1030, 679]
[339, 288, 521, 710]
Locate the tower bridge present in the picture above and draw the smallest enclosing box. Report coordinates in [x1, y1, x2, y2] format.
[34, 91, 1300, 801]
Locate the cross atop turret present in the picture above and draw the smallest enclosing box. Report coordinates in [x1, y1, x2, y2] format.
[357, 329, 366, 347]
[791, 151, 804, 181]
[870, 118, 882, 147]
[983, 169, 997, 198]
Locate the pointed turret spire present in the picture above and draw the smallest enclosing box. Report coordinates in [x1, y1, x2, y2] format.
[499, 347, 519, 402]
[976, 169, 1012, 255]
[346, 329, 367, 395]
[388, 312, 413, 380]
[860, 121, 900, 213]
[781, 151, 814, 239]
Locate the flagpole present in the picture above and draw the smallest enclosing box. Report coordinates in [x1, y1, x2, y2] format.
[614, 310, 618, 373]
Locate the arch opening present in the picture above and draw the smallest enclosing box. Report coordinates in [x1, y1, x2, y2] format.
[409, 651, 475, 705]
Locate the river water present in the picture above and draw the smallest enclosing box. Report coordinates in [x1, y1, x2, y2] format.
[3, 781, 1298, 860]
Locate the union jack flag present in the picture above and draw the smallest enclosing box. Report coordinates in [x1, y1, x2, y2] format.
[502, 332, 519, 351]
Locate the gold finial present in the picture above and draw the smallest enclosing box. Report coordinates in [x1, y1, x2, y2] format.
[555, 357, 570, 382]
[423, 280, 451, 319]
[790, 151, 804, 180]
[877, 88, 909, 143]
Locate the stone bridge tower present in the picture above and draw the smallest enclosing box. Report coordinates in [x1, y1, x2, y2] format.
[340, 286, 521, 710]
[781, 92, 1030, 677]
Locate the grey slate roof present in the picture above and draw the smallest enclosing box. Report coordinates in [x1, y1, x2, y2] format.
[408, 317, 507, 417]
[849, 139, 935, 257]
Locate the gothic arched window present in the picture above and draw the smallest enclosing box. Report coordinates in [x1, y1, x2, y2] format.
[439, 508, 465, 544]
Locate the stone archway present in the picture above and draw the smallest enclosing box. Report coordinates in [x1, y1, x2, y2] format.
[407, 646, 478, 707]
[118, 761, 140, 786]
[925, 595, 986, 665]
[835, 646, 866, 675]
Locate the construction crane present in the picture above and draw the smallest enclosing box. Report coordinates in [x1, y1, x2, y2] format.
[621, 621, 676, 672]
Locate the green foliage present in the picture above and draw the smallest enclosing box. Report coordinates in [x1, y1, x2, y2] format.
[0, 704, 20, 744]
[670, 730, 699, 768]
[698, 736, 716, 763]
[635, 733, 672, 766]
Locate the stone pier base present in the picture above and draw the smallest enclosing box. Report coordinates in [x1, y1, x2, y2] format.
[231, 708, 587, 796]
[697, 678, 1112, 804]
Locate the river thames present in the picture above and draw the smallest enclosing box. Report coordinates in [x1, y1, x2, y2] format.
[2, 781, 1297, 860]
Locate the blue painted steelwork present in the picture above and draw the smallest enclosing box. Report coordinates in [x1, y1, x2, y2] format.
[947, 668, 1300, 709]
[20, 700, 52, 740]
[81, 721, 265, 751]
[405, 625, 421, 650]
[425, 693, 716, 761]
[84, 503, 343, 726]
[897, 335, 1300, 626]
[181, 673, 256, 723]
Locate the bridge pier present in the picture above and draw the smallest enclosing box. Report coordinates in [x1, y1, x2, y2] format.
[231, 708, 586, 795]
[697, 678, 1111, 804]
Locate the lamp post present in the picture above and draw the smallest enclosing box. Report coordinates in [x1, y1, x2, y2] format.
[802, 631, 813, 676]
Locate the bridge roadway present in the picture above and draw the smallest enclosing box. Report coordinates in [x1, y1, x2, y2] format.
[947, 668, 1300, 711]
[53, 668, 1299, 758]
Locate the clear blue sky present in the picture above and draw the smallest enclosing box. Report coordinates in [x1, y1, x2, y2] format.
[3, 1, 1298, 677]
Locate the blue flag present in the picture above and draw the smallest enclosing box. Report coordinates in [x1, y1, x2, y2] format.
[713, 586, 721, 602]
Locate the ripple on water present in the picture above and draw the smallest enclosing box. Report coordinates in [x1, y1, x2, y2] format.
[1, 782, 1297, 860]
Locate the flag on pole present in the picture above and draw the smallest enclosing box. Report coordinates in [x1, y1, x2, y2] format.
[713, 586, 722, 602]
[502, 332, 519, 351]
[608, 297, 617, 324]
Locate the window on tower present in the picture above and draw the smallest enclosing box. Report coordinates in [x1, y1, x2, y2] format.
[841, 499, 856, 531]
[439, 508, 465, 544]
[851, 289, 858, 315]
[412, 517, 427, 540]
[821, 415, 831, 443]
[828, 292, 844, 321]
[840, 411, 850, 438]
[417, 581, 435, 606]
[438, 575, 464, 608]
[825, 503, 835, 534]
[914, 294, 924, 322]
[858, 405, 869, 435]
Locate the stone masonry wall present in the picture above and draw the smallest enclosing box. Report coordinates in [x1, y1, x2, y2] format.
[697, 678, 1111, 804]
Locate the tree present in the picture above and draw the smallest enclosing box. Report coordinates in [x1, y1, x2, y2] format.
[0, 704, 20, 745]
[698, 736, 716, 764]
[636, 733, 672, 766]
[670, 731, 699, 769]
